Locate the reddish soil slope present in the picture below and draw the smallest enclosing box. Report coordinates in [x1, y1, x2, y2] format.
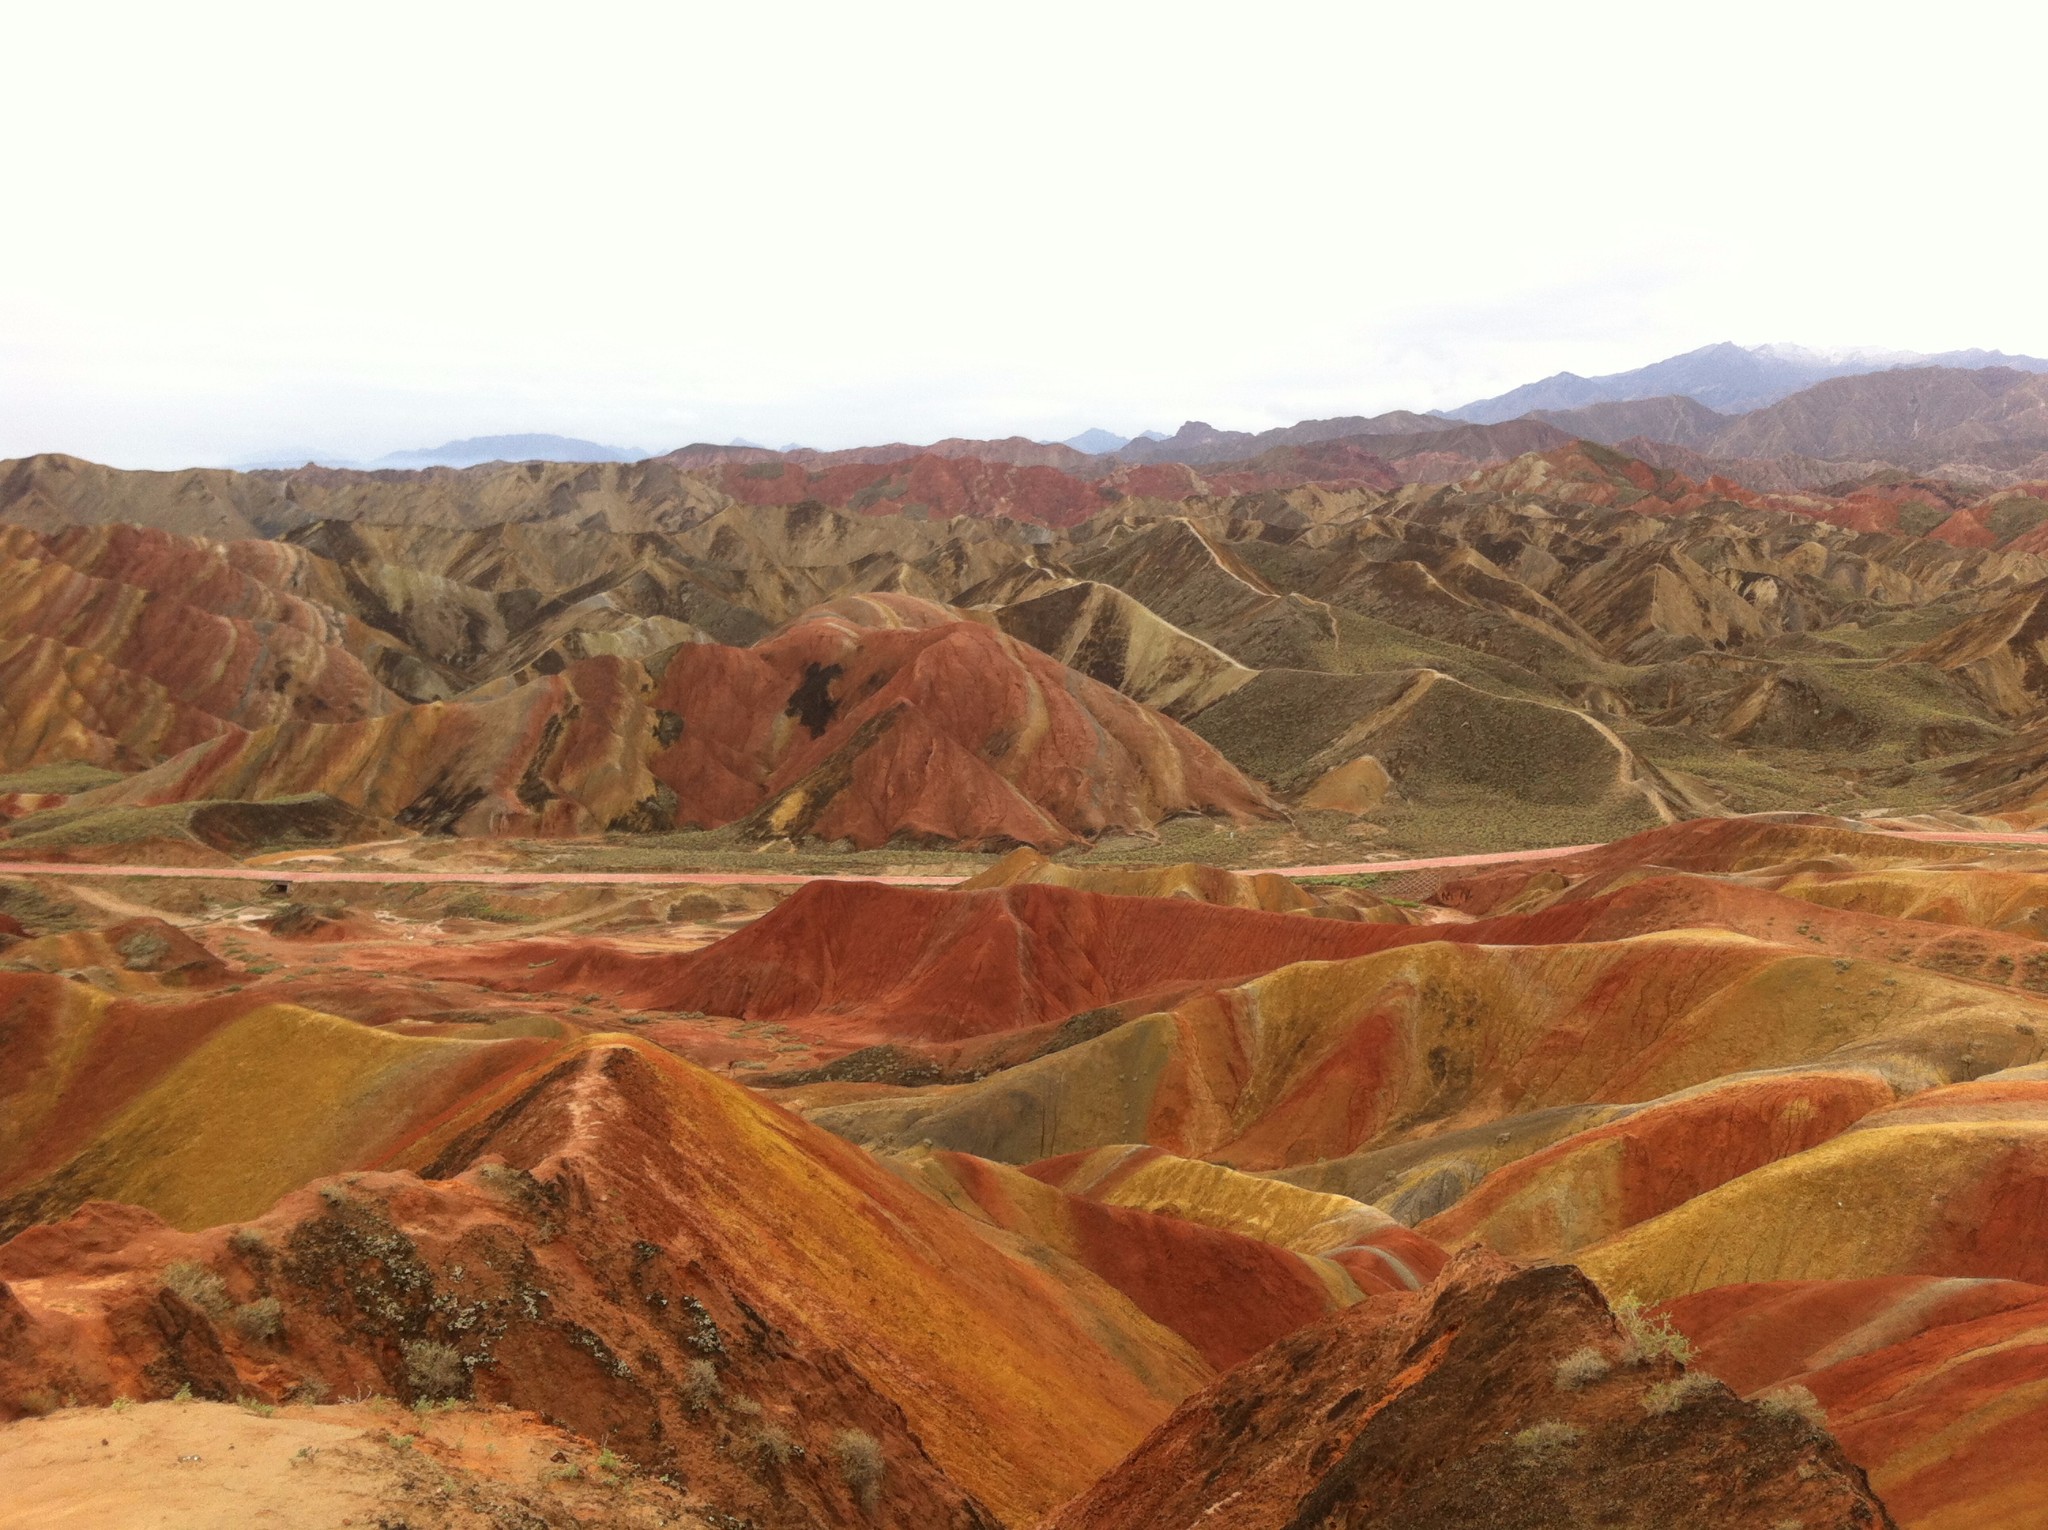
[712, 454, 1110, 528]
[1437, 816, 1986, 915]
[1671, 1276, 2048, 1530]
[418, 879, 1403, 1042]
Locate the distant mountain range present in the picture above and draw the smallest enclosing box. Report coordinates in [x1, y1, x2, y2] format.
[371, 434, 647, 469]
[1058, 428, 1167, 454]
[236, 433, 648, 471]
[216, 343, 2048, 490]
[1447, 342, 2048, 423]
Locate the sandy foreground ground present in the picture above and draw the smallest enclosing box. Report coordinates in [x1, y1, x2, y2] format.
[0, 1399, 705, 1529]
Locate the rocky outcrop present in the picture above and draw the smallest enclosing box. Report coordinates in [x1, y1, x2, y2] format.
[1046, 1246, 1893, 1529]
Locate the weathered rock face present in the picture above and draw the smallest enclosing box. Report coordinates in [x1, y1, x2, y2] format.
[1899, 576, 2048, 718]
[984, 579, 1258, 720]
[1047, 1247, 1895, 1530]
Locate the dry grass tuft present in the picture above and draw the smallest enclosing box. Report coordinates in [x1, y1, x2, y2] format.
[833, 1429, 884, 1512]
[1512, 1419, 1584, 1456]
[685, 1357, 720, 1411]
[1642, 1371, 1722, 1416]
[162, 1259, 230, 1317]
[230, 1297, 284, 1343]
[1612, 1292, 1693, 1365]
[1554, 1346, 1612, 1390]
[402, 1339, 466, 1400]
[752, 1424, 797, 1471]
[1755, 1383, 1829, 1430]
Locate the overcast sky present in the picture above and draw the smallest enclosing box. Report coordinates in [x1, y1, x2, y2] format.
[4, 1, 2043, 467]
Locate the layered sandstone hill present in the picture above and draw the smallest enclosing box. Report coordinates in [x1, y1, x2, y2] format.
[6, 439, 2048, 849]
[417, 878, 1394, 1042]
[958, 845, 1418, 920]
[1, 1025, 1215, 1526]
[6, 817, 2048, 1525]
[36, 594, 1274, 846]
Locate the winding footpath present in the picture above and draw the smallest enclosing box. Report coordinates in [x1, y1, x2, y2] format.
[0, 830, 2040, 888]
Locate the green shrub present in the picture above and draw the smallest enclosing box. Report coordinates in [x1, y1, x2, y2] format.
[230, 1298, 284, 1343]
[162, 1259, 230, 1317]
[402, 1339, 466, 1400]
[1988, 495, 2048, 543]
[833, 1428, 884, 1511]
[1612, 1293, 1692, 1365]
[1554, 1346, 1612, 1390]
[1643, 1371, 1721, 1416]
[1895, 502, 1948, 536]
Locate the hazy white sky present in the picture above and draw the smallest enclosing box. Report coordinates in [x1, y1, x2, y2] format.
[4, 0, 2043, 467]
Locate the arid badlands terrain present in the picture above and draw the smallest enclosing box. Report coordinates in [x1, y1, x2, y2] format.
[7, 368, 2048, 1527]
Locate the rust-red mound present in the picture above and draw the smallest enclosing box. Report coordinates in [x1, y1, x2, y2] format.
[0, 522, 399, 738]
[1437, 816, 1982, 916]
[422, 878, 1411, 1042]
[1669, 1276, 2048, 1530]
[647, 593, 1278, 848]
[908, 1148, 1355, 1371]
[1046, 1246, 1893, 1530]
[1473, 873, 2048, 995]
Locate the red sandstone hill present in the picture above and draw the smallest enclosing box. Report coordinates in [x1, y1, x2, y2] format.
[9, 441, 2048, 856]
[0, 523, 402, 772]
[9, 824, 2048, 1525]
[55, 593, 1275, 847]
[1433, 815, 1987, 916]
[0, 1029, 1215, 1526]
[1046, 1246, 1892, 1529]
[710, 452, 1111, 528]
[698, 444, 1408, 525]
[423, 834, 2048, 1060]
[643, 593, 1277, 847]
[419, 878, 1395, 1043]
[1669, 1274, 2048, 1529]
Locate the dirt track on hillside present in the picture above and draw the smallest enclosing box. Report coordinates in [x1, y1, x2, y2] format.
[0, 830, 2040, 888]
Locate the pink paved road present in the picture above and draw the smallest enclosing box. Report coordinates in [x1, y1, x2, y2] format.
[0, 830, 2039, 888]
